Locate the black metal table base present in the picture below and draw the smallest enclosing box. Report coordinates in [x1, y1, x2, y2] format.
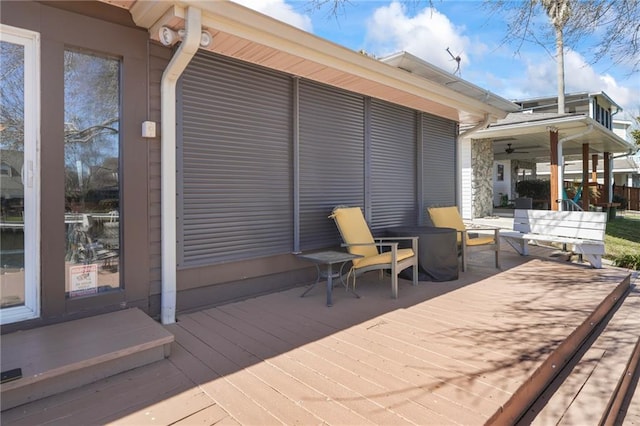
[298, 251, 362, 306]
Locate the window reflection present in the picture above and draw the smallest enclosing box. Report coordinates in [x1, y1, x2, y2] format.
[0, 40, 26, 308]
[64, 50, 121, 298]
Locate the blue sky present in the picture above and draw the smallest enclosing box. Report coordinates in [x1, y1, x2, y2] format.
[235, 0, 639, 124]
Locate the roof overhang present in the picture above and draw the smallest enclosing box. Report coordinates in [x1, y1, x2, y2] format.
[475, 114, 638, 162]
[100, 0, 512, 126]
[380, 51, 520, 115]
[513, 91, 623, 113]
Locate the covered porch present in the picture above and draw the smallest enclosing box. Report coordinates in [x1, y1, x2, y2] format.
[468, 112, 637, 218]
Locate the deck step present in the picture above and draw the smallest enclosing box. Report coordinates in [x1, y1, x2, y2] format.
[487, 273, 632, 425]
[0, 308, 174, 411]
[602, 334, 640, 425]
[526, 284, 640, 425]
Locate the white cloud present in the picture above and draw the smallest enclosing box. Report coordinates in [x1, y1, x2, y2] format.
[365, 1, 479, 74]
[232, 0, 313, 32]
[516, 49, 639, 111]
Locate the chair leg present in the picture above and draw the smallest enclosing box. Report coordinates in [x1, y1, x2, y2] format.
[461, 241, 467, 272]
[412, 261, 418, 286]
[494, 231, 501, 269]
[391, 264, 398, 299]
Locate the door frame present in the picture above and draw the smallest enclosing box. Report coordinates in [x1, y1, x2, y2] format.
[0, 24, 41, 325]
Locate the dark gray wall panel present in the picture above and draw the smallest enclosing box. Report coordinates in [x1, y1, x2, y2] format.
[299, 81, 364, 250]
[179, 52, 293, 266]
[370, 100, 417, 229]
[422, 113, 457, 207]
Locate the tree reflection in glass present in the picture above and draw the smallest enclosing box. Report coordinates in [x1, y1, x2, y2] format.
[0, 40, 26, 308]
[64, 50, 121, 298]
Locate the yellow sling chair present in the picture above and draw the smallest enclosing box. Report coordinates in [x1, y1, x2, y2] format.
[329, 206, 418, 299]
[427, 206, 500, 272]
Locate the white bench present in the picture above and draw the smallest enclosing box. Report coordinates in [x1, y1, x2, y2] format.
[500, 209, 608, 268]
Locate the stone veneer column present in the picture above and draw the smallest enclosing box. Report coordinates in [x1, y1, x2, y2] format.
[471, 138, 494, 218]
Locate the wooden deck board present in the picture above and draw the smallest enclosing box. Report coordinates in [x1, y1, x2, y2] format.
[330, 320, 516, 405]
[532, 287, 640, 425]
[217, 301, 477, 423]
[1, 253, 635, 426]
[167, 326, 282, 425]
[184, 310, 411, 424]
[170, 403, 234, 426]
[624, 382, 640, 424]
[1, 359, 195, 425]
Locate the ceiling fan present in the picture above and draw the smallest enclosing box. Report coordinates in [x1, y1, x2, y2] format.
[505, 143, 529, 154]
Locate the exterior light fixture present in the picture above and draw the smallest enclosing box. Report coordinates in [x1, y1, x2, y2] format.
[159, 27, 179, 46]
[159, 27, 213, 48]
[200, 30, 212, 48]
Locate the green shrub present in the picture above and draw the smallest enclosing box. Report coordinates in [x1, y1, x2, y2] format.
[612, 194, 627, 209]
[515, 179, 550, 200]
[613, 254, 640, 270]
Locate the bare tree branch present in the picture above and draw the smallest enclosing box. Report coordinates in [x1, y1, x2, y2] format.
[487, 0, 640, 73]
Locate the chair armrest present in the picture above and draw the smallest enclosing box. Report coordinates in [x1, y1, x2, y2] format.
[471, 228, 500, 238]
[376, 236, 418, 253]
[375, 236, 418, 241]
[341, 242, 399, 249]
[462, 228, 499, 243]
[341, 242, 402, 257]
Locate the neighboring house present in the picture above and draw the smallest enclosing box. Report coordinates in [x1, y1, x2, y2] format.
[0, 1, 514, 331]
[460, 92, 636, 219]
[524, 94, 638, 189]
[0, 151, 24, 217]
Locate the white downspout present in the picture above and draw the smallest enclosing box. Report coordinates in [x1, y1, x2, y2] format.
[556, 124, 594, 210]
[161, 7, 202, 325]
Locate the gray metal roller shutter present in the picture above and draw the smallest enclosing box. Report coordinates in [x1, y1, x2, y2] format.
[299, 81, 364, 250]
[422, 113, 457, 207]
[179, 51, 293, 266]
[370, 100, 417, 229]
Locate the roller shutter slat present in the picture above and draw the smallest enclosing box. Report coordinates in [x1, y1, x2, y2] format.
[179, 51, 293, 266]
[423, 114, 457, 206]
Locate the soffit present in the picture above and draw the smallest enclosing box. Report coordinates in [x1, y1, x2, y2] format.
[476, 114, 637, 162]
[98, 0, 512, 126]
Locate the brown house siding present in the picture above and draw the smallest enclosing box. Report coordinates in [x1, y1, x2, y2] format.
[1, 1, 152, 332]
[2, 1, 461, 325]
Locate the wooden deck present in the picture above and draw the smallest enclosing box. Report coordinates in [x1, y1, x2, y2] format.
[1, 247, 638, 425]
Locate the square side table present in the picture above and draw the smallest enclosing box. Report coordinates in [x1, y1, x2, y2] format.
[297, 251, 362, 306]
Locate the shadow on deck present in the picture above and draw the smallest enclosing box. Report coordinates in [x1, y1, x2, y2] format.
[1, 247, 638, 425]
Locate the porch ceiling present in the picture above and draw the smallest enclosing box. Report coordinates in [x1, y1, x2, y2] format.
[98, 0, 513, 127]
[477, 114, 638, 162]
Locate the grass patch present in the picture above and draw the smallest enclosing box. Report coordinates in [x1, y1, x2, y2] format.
[605, 213, 640, 269]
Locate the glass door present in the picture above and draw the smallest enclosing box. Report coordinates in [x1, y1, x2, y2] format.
[0, 25, 40, 324]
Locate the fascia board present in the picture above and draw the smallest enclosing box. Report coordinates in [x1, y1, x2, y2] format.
[381, 51, 520, 113]
[589, 91, 622, 111]
[474, 116, 590, 139]
[584, 116, 637, 152]
[476, 115, 637, 153]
